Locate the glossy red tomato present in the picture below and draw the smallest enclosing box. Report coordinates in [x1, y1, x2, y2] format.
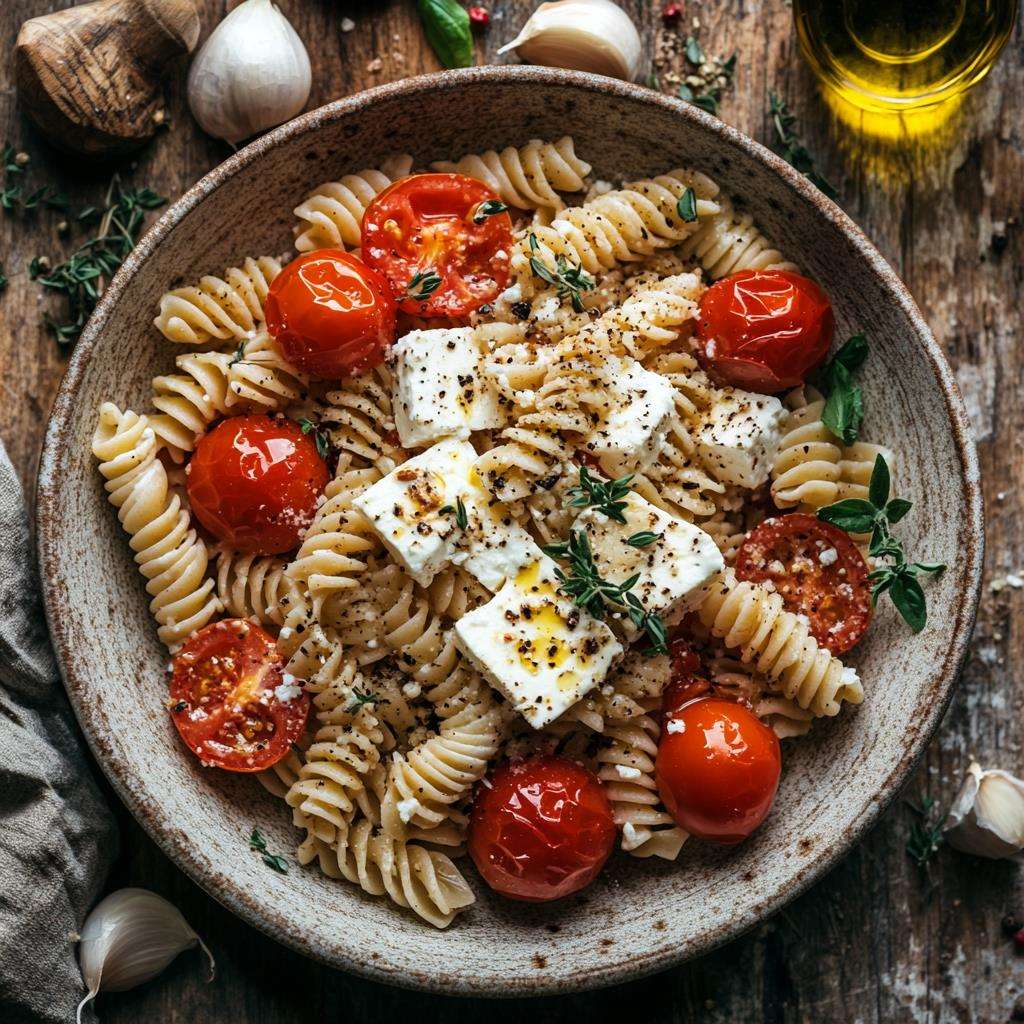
[187, 415, 329, 555]
[361, 173, 513, 318]
[735, 513, 871, 655]
[695, 270, 834, 392]
[264, 249, 397, 378]
[661, 636, 711, 721]
[468, 755, 617, 902]
[657, 697, 781, 844]
[169, 619, 309, 772]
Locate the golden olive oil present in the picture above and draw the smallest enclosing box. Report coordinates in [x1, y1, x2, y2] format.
[793, 0, 1018, 112]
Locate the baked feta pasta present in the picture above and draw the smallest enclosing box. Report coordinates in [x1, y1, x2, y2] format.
[92, 136, 942, 928]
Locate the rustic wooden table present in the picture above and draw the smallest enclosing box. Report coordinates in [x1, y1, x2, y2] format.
[2, 1, 1022, 1020]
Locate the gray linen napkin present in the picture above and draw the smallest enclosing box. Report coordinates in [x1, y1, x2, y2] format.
[0, 439, 117, 1024]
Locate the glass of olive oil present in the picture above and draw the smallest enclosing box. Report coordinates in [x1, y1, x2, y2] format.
[793, 0, 1018, 112]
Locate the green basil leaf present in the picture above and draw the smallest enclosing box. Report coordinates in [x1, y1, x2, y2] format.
[868, 454, 890, 509]
[817, 499, 877, 535]
[890, 573, 927, 632]
[677, 84, 695, 103]
[832, 333, 869, 373]
[676, 187, 698, 223]
[417, 0, 474, 69]
[684, 35, 704, 64]
[821, 363, 863, 445]
[911, 561, 946, 575]
[885, 497, 913, 524]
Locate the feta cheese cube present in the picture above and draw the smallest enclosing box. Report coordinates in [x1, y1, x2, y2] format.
[574, 491, 723, 636]
[454, 555, 623, 728]
[583, 358, 676, 477]
[353, 439, 476, 586]
[391, 327, 506, 448]
[455, 491, 546, 591]
[695, 389, 787, 489]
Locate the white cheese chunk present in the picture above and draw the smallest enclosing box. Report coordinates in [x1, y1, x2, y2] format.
[574, 491, 724, 638]
[583, 358, 676, 477]
[391, 327, 506, 448]
[353, 438, 475, 586]
[695, 389, 787, 489]
[454, 555, 623, 729]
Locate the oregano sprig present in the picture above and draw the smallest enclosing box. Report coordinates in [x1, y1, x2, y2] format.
[768, 92, 839, 200]
[439, 495, 469, 530]
[817, 455, 945, 632]
[528, 233, 594, 313]
[298, 417, 332, 461]
[816, 333, 868, 444]
[565, 466, 633, 524]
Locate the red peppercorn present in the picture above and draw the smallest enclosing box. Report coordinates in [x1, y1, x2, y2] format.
[1014, 927, 1024, 953]
[469, 5, 490, 27]
[662, 2, 684, 24]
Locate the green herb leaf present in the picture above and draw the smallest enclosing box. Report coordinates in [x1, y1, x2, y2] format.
[816, 498, 877, 535]
[565, 466, 633, 523]
[229, 340, 247, 366]
[676, 186, 698, 223]
[890, 573, 926, 632]
[768, 92, 839, 201]
[677, 84, 695, 103]
[905, 797, 945, 871]
[0, 263, 7, 292]
[249, 827, 288, 873]
[441, 496, 469, 530]
[345, 687, 379, 713]
[404, 268, 442, 302]
[642, 611, 668, 655]
[473, 199, 508, 223]
[527, 233, 594, 313]
[626, 531, 660, 548]
[417, 0, 474, 68]
[298, 417, 331, 461]
[693, 94, 719, 115]
[868, 454, 890, 508]
[885, 498, 913, 524]
[821, 363, 863, 445]
[684, 35, 704, 64]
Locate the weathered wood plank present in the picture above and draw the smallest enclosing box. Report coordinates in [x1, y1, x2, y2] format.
[1, 1, 1021, 1021]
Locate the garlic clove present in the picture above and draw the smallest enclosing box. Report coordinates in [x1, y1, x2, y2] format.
[498, 0, 642, 82]
[943, 761, 1024, 860]
[76, 888, 214, 1023]
[187, 0, 312, 146]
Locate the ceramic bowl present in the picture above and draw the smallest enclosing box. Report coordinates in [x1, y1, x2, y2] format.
[37, 66, 983, 996]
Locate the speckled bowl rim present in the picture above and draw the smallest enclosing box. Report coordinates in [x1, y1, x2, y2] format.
[37, 65, 983, 997]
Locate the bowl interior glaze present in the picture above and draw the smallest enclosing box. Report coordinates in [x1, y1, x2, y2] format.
[37, 67, 982, 997]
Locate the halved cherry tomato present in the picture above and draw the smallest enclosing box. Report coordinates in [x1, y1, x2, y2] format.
[169, 619, 309, 772]
[735, 513, 871, 655]
[657, 697, 781, 844]
[187, 414, 329, 555]
[661, 636, 711, 721]
[695, 270, 834, 392]
[264, 249, 397, 378]
[361, 173, 513, 318]
[468, 755, 616, 902]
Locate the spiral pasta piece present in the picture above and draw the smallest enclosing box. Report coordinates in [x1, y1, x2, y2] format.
[696, 571, 863, 716]
[226, 331, 310, 411]
[293, 155, 414, 252]
[322, 366, 404, 472]
[678, 196, 798, 279]
[430, 136, 591, 211]
[214, 548, 298, 627]
[771, 386, 843, 509]
[708, 656, 814, 739]
[154, 256, 282, 344]
[148, 349, 235, 460]
[91, 403, 220, 649]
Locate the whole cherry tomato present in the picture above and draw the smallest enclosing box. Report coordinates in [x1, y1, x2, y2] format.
[468, 755, 617, 902]
[187, 415, 329, 555]
[169, 619, 309, 772]
[657, 697, 781, 844]
[735, 513, 871, 655]
[695, 269, 834, 392]
[661, 636, 711, 722]
[361, 173, 513, 318]
[264, 249, 397, 379]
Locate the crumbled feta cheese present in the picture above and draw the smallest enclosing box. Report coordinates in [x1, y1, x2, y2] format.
[583, 358, 676, 476]
[353, 438, 476, 586]
[390, 327, 506, 448]
[621, 821, 643, 851]
[273, 681, 303, 703]
[454, 555, 623, 728]
[615, 764, 642, 780]
[819, 547, 839, 566]
[573, 491, 723, 636]
[396, 797, 422, 824]
[666, 718, 685, 734]
[695, 389, 787, 488]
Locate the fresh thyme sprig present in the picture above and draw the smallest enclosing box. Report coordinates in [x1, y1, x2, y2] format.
[815, 333, 868, 444]
[768, 92, 839, 201]
[345, 687, 379, 713]
[0, 263, 7, 292]
[249, 827, 288, 873]
[542, 529, 667, 655]
[528, 233, 594, 313]
[31, 176, 166, 345]
[298, 417, 332, 461]
[905, 796, 945, 871]
[473, 199, 508, 223]
[565, 466, 633, 524]
[439, 495, 469, 530]
[404, 268, 442, 302]
[817, 455, 945, 632]
[627, 531, 660, 548]
[229, 340, 248, 367]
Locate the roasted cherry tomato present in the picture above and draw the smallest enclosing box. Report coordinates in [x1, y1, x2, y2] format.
[169, 619, 309, 772]
[735, 513, 871, 655]
[468, 755, 616, 902]
[657, 697, 781, 844]
[695, 270, 834, 392]
[187, 414, 329, 555]
[361, 173, 513, 318]
[264, 249, 397, 378]
[661, 636, 711, 721]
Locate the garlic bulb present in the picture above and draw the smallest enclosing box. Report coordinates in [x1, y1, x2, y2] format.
[498, 0, 642, 81]
[943, 761, 1024, 859]
[76, 888, 214, 1022]
[187, 0, 312, 146]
